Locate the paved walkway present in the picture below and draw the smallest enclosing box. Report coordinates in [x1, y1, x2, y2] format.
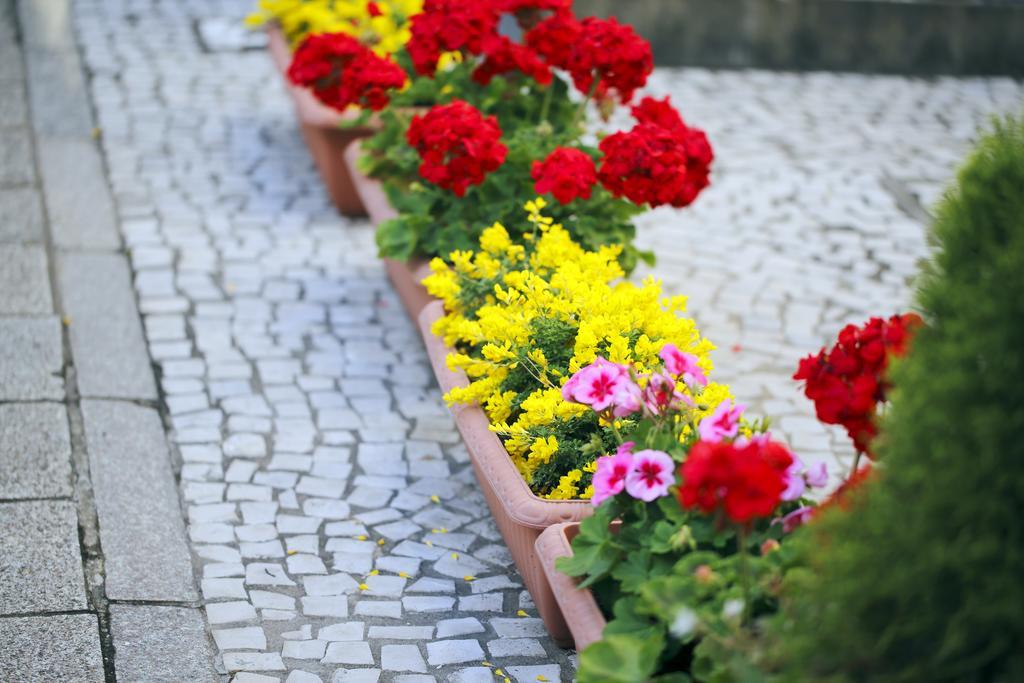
[1, 0, 1021, 680]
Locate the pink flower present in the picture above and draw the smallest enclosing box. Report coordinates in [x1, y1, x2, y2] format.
[590, 442, 634, 506]
[697, 400, 745, 442]
[781, 454, 807, 501]
[805, 461, 829, 488]
[625, 449, 675, 501]
[643, 371, 693, 415]
[779, 506, 814, 533]
[562, 358, 632, 412]
[659, 343, 708, 387]
[611, 380, 643, 417]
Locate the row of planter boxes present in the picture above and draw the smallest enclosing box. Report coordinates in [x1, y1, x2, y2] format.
[270, 29, 606, 650]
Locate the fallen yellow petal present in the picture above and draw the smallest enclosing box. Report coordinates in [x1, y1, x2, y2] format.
[378, 539, 386, 545]
[358, 583, 369, 590]
[464, 575, 476, 581]
[516, 610, 529, 617]
[398, 572, 410, 578]
[537, 676, 549, 681]
[356, 535, 367, 541]
[368, 570, 379, 576]
[286, 549, 298, 556]
[425, 540, 434, 547]
[451, 552, 459, 560]
[430, 495, 441, 503]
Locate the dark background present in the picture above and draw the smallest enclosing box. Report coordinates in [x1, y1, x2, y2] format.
[573, 0, 1024, 76]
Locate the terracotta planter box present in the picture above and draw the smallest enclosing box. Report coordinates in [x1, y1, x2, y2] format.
[266, 24, 372, 216]
[419, 300, 593, 648]
[536, 522, 608, 651]
[341, 143, 434, 322]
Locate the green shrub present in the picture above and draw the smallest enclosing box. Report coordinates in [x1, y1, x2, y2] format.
[767, 116, 1024, 682]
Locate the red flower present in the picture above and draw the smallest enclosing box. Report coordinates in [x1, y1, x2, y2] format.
[794, 313, 923, 456]
[524, 10, 581, 71]
[632, 96, 688, 138]
[287, 33, 407, 112]
[598, 120, 713, 208]
[531, 147, 597, 204]
[497, 0, 572, 12]
[406, 100, 508, 197]
[472, 34, 553, 86]
[406, 0, 500, 76]
[679, 439, 793, 524]
[565, 17, 652, 103]
[366, 1, 382, 17]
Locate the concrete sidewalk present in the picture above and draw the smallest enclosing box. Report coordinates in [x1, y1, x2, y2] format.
[0, 0, 215, 680]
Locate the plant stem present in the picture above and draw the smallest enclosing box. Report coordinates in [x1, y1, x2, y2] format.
[737, 526, 752, 626]
[851, 450, 863, 479]
[538, 83, 553, 125]
[570, 78, 599, 131]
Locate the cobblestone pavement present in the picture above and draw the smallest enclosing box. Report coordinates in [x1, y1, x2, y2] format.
[69, 0, 1024, 681]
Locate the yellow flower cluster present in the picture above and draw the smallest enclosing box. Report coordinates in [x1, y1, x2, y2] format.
[247, 0, 422, 55]
[423, 200, 733, 500]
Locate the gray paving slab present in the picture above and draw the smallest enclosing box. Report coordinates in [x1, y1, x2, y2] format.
[18, 0, 76, 52]
[35, 138, 119, 250]
[0, 402, 73, 499]
[0, 77, 27, 127]
[23, 48, 94, 138]
[81, 399, 197, 601]
[59, 252, 157, 399]
[0, 43, 22, 83]
[0, 500, 87, 613]
[109, 604, 217, 682]
[0, 316, 63, 400]
[0, 187, 45, 242]
[0, 131, 34, 187]
[0, 244, 53, 314]
[0, 613, 105, 683]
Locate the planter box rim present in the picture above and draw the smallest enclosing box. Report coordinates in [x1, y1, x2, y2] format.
[535, 522, 607, 651]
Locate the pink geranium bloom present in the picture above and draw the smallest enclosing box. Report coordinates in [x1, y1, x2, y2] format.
[611, 380, 643, 417]
[625, 449, 675, 502]
[643, 371, 694, 415]
[779, 506, 814, 533]
[805, 461, 829, 488]
[590, 442, 635, 506]
[697, 400, 745, 442]
[659, 343, 708, 387]
[562, 357, 632, 412]
[781, 454, 807, 501]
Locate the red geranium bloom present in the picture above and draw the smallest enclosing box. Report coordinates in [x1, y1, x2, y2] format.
[524, 10, 581, 71]
[406, 100, 508, 197]
[632, 96, 688, 138]
[366, 1, 382, 17]
[497, 0, 572, 11]
[406, 0, 500, 75]
[472, 34, 553, 86]
[565, 17, 653, 103]
[598, 120, 713, 208]
[287, 33, 407, 112]
[531, 147, 596, 203]
[679, 439, 793, 524]
[794, 313, 923, 456]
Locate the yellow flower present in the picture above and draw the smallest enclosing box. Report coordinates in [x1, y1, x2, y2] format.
[247, 0, 423, 52]
[427, 201, 728, 499]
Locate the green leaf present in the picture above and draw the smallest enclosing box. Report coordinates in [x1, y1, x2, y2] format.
[578, 632, 665, 683]
[375, 217, 418, 261]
